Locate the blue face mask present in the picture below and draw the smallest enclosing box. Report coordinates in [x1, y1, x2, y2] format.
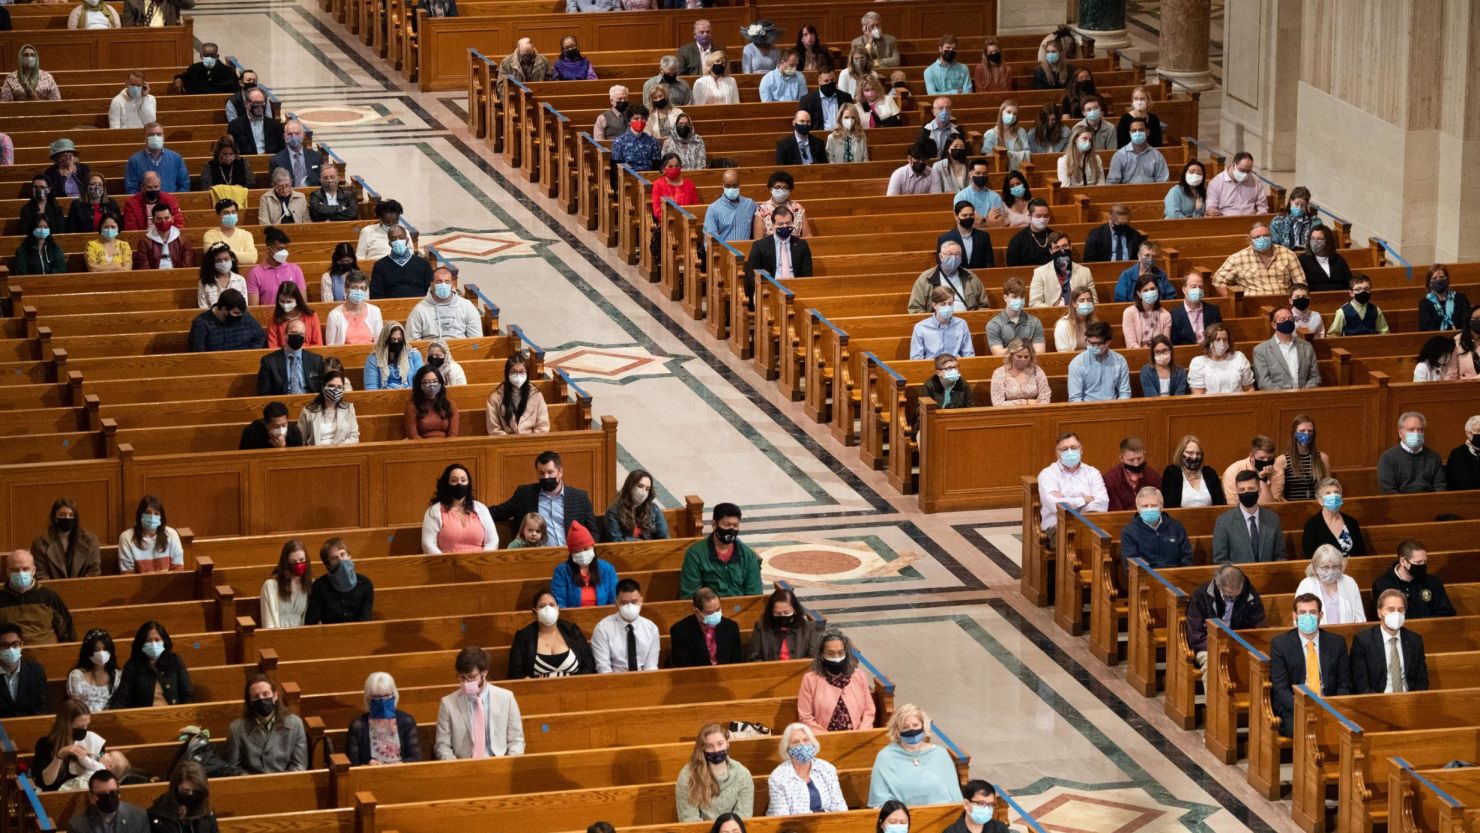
[1046, 52, 1060, 64]
[1290, 204, 1304, 216]
[1321, 493, 1343, 512]
[348, 289, 368, 304]
[941, 368, 960, 384]
[142, 640, 165, 660]
[1007, 297, 1024, 312]
[899, 728, 925, 744]
[1010, 184, 1026, 199]
[701, 610, 722, 628]
[32, 227, 50, 240]
[968, 806, 994, 825]
[1140, 289, 1159, 305]
[433, 283, 453, 300]
[884, 825, 908, 833]
[786, 742, 818, 763]
[1130, 130, 1147, 145]
[202, 56, 217, 69]
[936, 109, 951, 125]
[101, 227, 119, 241]
[140, 513, 162, 531]
[1296, 612, 1319, 635]
[1251, 235, 1273, 253]
[221, 213, 238, 228]
[8, 571, 32, 593]
[329, 560, 358, 592]
[1295, 431, 1312, 445]
[0, 646, 20, 666]
[1139, 508, 1161, 526]
[723, 186, 740, 201]
[1404, 431, 1425, 450]
[390, 239, 410, 257]
[369, 696, 396, 720]
[1187, 287, 1203, 302]
[1059, 449, 1081, 468]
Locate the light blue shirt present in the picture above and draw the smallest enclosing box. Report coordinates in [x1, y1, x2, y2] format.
[758, 68, 806, 102]
[250, 119, 267, 153]
[539, 487, 568, 546]
[285, 350, 305, 394]
[703, 195, 756, 243]
[923, 60, 972, 95]
[1068, 349, 1132, 402]
[1107, 144, 1170, 184]
[124, 149, 191, 194]
[909, 315, 974, 360]
[952, 185, 1006, 219]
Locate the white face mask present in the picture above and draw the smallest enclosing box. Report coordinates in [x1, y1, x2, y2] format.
[1211, 341, 1229, 357]
[1383, 611, 1405, 631]
[1185, 173, 1204, 187]
[571, 548, 594, 566]
[536, 605, 559, 627]
[1030, 216, 1048, 231]
[280, 300, 297, 313]
[92, 650, 110, 666]
[631, 486, 650, 502]
[1231, 168, 1249, 183]
[508, 373, 527, 387]
[841, 117, 856, 130]
[619, 602, 642, 622]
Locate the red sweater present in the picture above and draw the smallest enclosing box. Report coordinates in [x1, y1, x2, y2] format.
[651, 177, 697, 219]
[122, 192, 184, 231]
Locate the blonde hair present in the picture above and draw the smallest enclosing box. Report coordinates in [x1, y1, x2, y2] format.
[992, 99, 1020, 142]
[834, 103, 866, 138]
[1062, 286, 1098, 347]
[684, 723, 730, 808]
[1003, 338, 1036, 367]
[1061, 126, 1104, 185]
[887, 703, 931, 744]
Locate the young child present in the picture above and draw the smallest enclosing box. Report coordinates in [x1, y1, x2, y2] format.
[507, 513, 548, 549]
[1326, 275, 1390, 336]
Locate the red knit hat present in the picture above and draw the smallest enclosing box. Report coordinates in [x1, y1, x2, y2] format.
[566, 521, 595, 553]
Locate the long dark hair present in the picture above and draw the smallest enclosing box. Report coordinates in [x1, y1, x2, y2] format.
[308, 370, 348, 413]
[1416, 335, 1455, 372]
[794, 24, 830, 70]
[1178, 160, 1207, 201]
[999, 170, 1030, 207]
[875, 801, 911, 833]
[500, 352, 532, 424]
[762, 587, 807, 631]
[130, 496, 168, 553]
[71, 628, 118, 688]
[329, 242, 358, 275]
[1032, 101, 1062, 146]
[273, 281, 311, 326]
[431, 463, 475, 510]
[412, 365, 453, 419]
[241, 673, 287, 722]
[199, 243, 237, 286]
[48, 497, 83, 563]
[127, 620, 176, 669]
[21, 213, 52, 252]
[270, 539, 310, 600]
[615, 469, 657, 537]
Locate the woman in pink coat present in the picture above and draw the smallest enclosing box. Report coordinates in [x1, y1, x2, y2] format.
[797, 630, 876, 732]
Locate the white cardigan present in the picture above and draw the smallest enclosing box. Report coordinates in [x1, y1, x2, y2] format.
[1295, 575, 1368, 625]
[420, 501, 498, 554]
[258, 577, 309, 628]
[324, 303, 385, 346]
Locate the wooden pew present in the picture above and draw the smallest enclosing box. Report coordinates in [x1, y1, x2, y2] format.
[0, 23, 194, 73]
[1386, 756, 1480, 833]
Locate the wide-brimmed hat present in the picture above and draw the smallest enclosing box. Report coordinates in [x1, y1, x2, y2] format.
[741, 20, 781, 44]
[48, 138, 77, 159]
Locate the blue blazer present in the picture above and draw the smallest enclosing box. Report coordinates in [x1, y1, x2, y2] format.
[549, 558, 618, 608]
[1139, 363, 1190, 397]
[1168, 302, 1222, 345]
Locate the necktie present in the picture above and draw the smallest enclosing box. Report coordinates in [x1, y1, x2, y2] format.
[292, 152, 307, 186]
[287, 354, 304, 394]
[1388, 636, 1405, 693]
[777, 239, 792, 278]
[1305, 639, 1321, 692]
[626, 624, 638, 671]
[799, 139, 811, 164]
[1247, 514, 1260, 560]
[470, 692, 488, 758]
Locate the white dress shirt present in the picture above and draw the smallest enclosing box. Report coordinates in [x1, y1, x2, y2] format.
[1036, 461, 1109, 530]
[590, 612, 660, 672]
[1382, 630, 1407, 693]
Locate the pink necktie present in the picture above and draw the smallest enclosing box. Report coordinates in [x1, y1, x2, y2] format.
[470, 693, 488, 758]
[777, 239, 792, 278]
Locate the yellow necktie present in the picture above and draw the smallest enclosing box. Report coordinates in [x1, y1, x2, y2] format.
[1304, 639, 1321, 692]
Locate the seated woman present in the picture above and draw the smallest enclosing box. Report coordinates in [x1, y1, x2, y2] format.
[748, 587, 821, 661]
[1188, 323, 1253, 394]
[1139, 335, 1189, 397]
[403, 366, 459, 439]
[67, 630, 118, 713]
[421, 463, 497, 554]
[980, 101, 1030, 170]
[266, 282, 323, 348]
[1301, 477, 1366, 558]
[325, 271, 383, 346]
[676, 723, 754, 821]
[1295, 544, 1367, 625]
[425, 340, 467, 386]
[1269, 186, 1323, 250]
[867, 703, 960, 806]
[692, 51, 739, 105]
[485, 352, 549, 435]
[857, 75, 902, 129]
[549, 521, 616, 607]
[507, 589, 595, 678]
[1057, 126, 1105, 187]
[118, 496, 184, 573]
[85, 212, 131, 273]
[1117, 86, 1164, 147]
[364, 321, 423, 390]
[109, 620, 192, 708]
[507, 513, 548, 549]
[297, 370, 359, 446]
[198, 243, 247, 310]
[13, 216, 66, 275]
[1026, 102, 1069, 153]
[989, 338, 1051, 406]
[1413, 335, 1456, 382]
[68, 173, 121, 234]
[798, 629, 875, 733]
[1272, 415, 1330, 501]
[603, 469, 670, 542]
[259, 539, 311, 629]
[33, 698, 106, 791]
[32, 497, 101, 580]
[225, 675, 308, 774]
[877, 802, 912, 833]
[345, 672, 422, 766]
[999, 171, 1033, 227]
[1161, 435, 1225, 508]
[933, 138, 970, 196]
[765, 722, 846, 815]
[199, 135, 254, 190]
[1122, 275, 1172, 349]
[321, 244, 359, 303]
[1053, 287, 1098, 352]
[1163, 161, 1207, 219]
[825, 104, 869, 163]
[146, 761, 217, 832]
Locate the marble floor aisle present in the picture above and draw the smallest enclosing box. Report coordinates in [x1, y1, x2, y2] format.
[204, 1, 1301, 829]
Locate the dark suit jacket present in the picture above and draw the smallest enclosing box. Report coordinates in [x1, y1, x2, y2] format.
[775, 133, 829, 166]
[675, 41, 711, 76]
[669, 615, 743, 668]
[1269, 628, 1351, 735]
[798, 90, 855, 131]
[0, 659, 49, 718]
[67, 803, 149, 833]
[1418, 290, 1473, 332]
[745, 235, 813, 293]
[1082, 222, 1145, 263]
[1298, 251, 1353, 292]
[270, 147, 325, 186]
[936, 227, 994, 270]
[239, 419, 305, 450]
[1350, 625, 1428, 695]
[1211, 506, 1285, 564]
[256, 350, 325, 396]
[488, 483, 597, 540]
[1168, 301, 1223, 345]
[227, 115, 286, 156]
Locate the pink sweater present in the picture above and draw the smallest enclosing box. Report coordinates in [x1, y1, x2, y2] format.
[797, 670, 876, 732]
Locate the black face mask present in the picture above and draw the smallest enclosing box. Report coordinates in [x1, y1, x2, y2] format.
[675, 124, 693, 139]
[941, 49, 956, 62]
[950, 148, 968, 162]
[539, 476, 559, 493]
[1353, 291, 1372, 305]
[712, 63, 727, 76]
[793, 123, 811, 135]
[1238, 491, 1260, 508]
[1123, 462, 1144, 473]
[252, 697, 277, 718]
[1254, 457, 1274, 472]
[1472, 319, 1480, 333]
[1053, 251, 1072, 268]
[613, 100, 629, 113]
[1406, 561, 1427, 582]
[286, 333, 305, 351]
[1182, 456, 1202, 470]
[772, 614, 794, 628]
[910, 160, 927, 174]
[448, 483, 469, 500]
[821, 658, 847, 674]
[94, 792, 120, 814]
[715, 528, 738, 545]
[820, 82, 837, 97]
[563, 48, 580, 60]
[55, 517, 74, 533]
[661, 73, 677, 83]
[72, 727, 88, 742]
[1292, 297, 1310, 311]
[175, 790, 203, 810]
[335, 261, 354, 273]
[971, 175, 989, 188]
[987, 52, 1001, 64]
[143, 189, 161, 202]
[428, 355, 445, 368]
[387, 340, 404, 356]
[958, 217, 974, 230]
[652, 98, 669, 110]
[892, 80, 908, 90]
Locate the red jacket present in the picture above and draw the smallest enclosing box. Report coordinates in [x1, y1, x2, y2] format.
[1104, 462, 1164, 512]
[122, 192, 185, 231]
[132, 231, 197, 270]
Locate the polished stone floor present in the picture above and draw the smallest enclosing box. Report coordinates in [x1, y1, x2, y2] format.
[209, 0, 1303, 828]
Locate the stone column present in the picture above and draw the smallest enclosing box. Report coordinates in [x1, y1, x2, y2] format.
[1073, 0, 1129, 50]
[1157, 0, 1214, 91]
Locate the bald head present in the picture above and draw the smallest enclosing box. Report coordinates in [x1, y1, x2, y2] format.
[8, 550, 34, 574]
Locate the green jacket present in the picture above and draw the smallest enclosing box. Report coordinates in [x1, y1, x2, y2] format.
[679, 536, 763, 598]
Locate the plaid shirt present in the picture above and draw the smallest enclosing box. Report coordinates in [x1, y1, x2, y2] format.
[1212, 244, 1302, 296]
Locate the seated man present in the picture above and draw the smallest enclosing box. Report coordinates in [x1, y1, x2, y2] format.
[487, 451, 597, 548]
[1068, 321, 1130, 401]
[121, 171, 183, 231]
[270, 118, 322, 187]
[0, 550, 74, 645]
[953, 158, 1008, 228]
[1212, 222, 1301, 297]
[910, 286, 974, 360]
[306, 538, 373, 624]
[641, 55, 691, 106]
[407, 266, 481, 340]
[1168, 269, 1220, 345]
[986, 277, 1044, 355]
[1029, 232, 1096, 307]
[227, 87, 285, 155]
[257, 318, 324, 396]
[886, 143, 940, 197]
[124, 123, 189, 194]
[132, 202, 194, 269]
[1350, 589, 1428, 694]
[0, 622, 49, 718]
[590, 578, 659, 672]
[1212, 471, 1285, 563]
[239, 401, 304, 450]
[940, 201, 993, 270]
[1252, 307, 1320, 390]
[775, 110, 827, 165]
[433, 646, 524, 759]
[758, 50, 806, 103]
[308, 166, 358, 223]
[1325, 274, 1390, 336]
[907, 240, 984, 313]
[669, 587, 743, 668]
[1377, 412, 1447, 494]
[1036, 432, 1108, 536]
[679, 503, 762, 598]
[1105, 118, 1169, 184]
[1221, 435, 1277, 504]
[357, 199, 404, 261]
[258, 167, 310, 225]
[1269, 593, 1350, 736]
[850, 12, 901, 68]
[1184, 564, 1266, 672]
[1103, 437, 1162, 511]
[744, 206, 811, 301]
[799, 69, 853, 131]
[921, 353, 973, 410]
[497, 39, 549, 99]
[703, 168, 757, 244]
[1084, 204, 1146, 263]
[369, 226, 433, 298]
[1206, 151, 1269, 217]
[188, 289, 266, 352]
[1113, 241, 1177, 302]
[1372, 539, 1456, 618]
[1118, 486, 1190, 581]
[1006, 200, 1055, 267]
[175, 42, 240, 94]
[247, 227, 306, 305]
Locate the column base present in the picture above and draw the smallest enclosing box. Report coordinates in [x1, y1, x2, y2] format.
[1156, 66, 1217, 92]
[1072, 25, 1130, 51]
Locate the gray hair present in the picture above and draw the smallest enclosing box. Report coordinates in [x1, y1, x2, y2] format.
[861, 10, 880, 24]
[1467, 415, 1480, 436]
[810, 629, 859, 677]
[937, 240, 963, 256]
[1315, 477, 1343, 497]
[778, 722, 819, 760]
[1213, 564, 1245, 594]
[659, 55, 681, 73]
[608, 84, 628, 100]
[270, 167, 292, 185]
[363, 671, 397, 710]
[1134, 486, 1163, 506]
[1305, 544, 1346, 578]
[1398, 411, 1427, 429]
